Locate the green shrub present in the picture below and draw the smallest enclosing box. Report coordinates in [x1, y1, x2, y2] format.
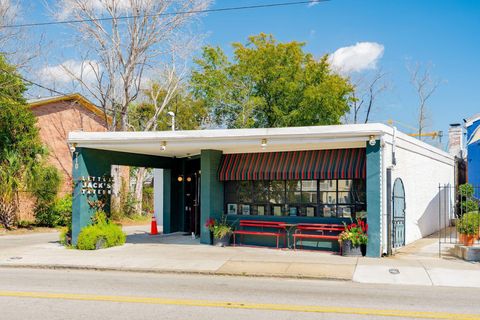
[462, 212, 480, 228]
[458, 183, 479, 214]
[77, 211, 126, 250]
[142, 186, 154, 214]
[459, 183, 475, 198]
[59, 226, 72, 247]
[35, 195, 72, 227]
[462, 200, 478, 214]
[457, 213, 480, 235]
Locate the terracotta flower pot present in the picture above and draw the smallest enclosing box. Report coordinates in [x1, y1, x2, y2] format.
[463, 234, 475, 246]
[459, 233, 466, 244]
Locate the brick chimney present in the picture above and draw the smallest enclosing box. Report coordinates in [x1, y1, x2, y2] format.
[448, 123, 463, 157]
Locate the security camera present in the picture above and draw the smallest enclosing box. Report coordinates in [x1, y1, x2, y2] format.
[69, 144, 76, 153]
[167, 111, 175, 117]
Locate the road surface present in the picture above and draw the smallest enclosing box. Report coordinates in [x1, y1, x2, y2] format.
[0, 268, 479, 320]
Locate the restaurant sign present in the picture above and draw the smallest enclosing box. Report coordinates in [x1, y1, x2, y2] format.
[80, 176, 113, 195]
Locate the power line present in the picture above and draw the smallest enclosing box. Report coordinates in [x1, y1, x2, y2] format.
[0, 67, 67, 96]
[0, 0, 328, 29]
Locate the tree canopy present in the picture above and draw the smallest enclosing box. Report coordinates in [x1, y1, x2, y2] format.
[0, 54, 59, 228]
[0, 54, 44, 161]
[191, 33, 354, 128]
[129, 86, 207, 131]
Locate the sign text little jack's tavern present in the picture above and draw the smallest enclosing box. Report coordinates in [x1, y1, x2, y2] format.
[80, 176, 113, 195]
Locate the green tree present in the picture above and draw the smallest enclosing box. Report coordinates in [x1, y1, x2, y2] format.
[0, 54, 59, 228]
[191, 33, 354, 128]
[129, 88, 207, 131]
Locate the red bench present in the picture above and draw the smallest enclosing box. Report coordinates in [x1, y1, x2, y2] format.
[233, 220, 287, 248]
[293, 223, 344, 250]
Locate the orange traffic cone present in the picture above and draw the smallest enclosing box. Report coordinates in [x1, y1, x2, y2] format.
[150, 213, 158, 235]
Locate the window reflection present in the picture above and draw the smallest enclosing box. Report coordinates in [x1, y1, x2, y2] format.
[224, 179, 366, 218]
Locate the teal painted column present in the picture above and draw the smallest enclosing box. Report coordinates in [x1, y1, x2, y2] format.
[366, 140, 382, 257]
[72, 148, 112, 245]
[200, 150, 224, 244]
[162, 169, 172, 234]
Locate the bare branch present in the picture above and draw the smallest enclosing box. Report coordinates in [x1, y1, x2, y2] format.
[347, 69, 388, 124]
[407, 61, 442, 140]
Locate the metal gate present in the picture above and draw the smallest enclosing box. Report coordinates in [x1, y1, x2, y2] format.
[438, 184, 479, 257]
[392, 178, 406, 248]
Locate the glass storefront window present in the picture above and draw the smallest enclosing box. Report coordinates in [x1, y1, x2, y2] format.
[224, 179, 366, 218]
[269, 181, 285, 204]
[238, 181, 252, 203]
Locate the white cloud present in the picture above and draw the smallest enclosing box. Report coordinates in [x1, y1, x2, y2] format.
[38, 60, 100, 86]
[328, 42, 384, 74]
[307, 1, 319, 7]
[56, 0, 134, 20]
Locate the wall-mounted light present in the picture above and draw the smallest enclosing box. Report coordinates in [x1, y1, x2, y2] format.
[368, 135, 376, 146]
[186, 176, 192, 182]
[261, 138, 267, 150]
[177, 175, 183, 182]
[69, 143, 77, 153]
[160, 141, 167, 151]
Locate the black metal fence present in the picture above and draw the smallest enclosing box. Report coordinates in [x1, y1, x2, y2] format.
[438, 184, 480, 256]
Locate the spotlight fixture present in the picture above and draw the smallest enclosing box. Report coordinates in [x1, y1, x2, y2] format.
[186, 176, 192, 182]
[160, 141, 167, 151]
[261, 138, 267, 149]
[368, 135, 376, 146]
[177, 175, 183, 182]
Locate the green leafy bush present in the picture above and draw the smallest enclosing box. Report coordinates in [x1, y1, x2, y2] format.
[142, 186, 154, 214]
[35, 195, 72, 227]
[458, 183, 479, 214]
[456, 212, 479, 235]
[462, 200, 478, 214]
[459, 184, 475, 198]
[76, 211, 126, 250]
[59, 226, 72, 247]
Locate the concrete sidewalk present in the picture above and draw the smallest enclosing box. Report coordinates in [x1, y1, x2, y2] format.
[1, 225, 479, 287]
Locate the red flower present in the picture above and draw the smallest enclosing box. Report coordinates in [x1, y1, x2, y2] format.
[205, 218, 215, 228]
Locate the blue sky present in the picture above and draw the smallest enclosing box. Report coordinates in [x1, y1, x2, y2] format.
[23, 0, 480, 143]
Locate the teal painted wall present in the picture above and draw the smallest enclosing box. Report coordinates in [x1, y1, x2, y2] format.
[366, 140, 382, 257]
[71, 147, 176, 245]
[200, 150, 224, 244]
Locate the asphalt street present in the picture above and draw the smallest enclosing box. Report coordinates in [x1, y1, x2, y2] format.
[0, 268, 479, 320]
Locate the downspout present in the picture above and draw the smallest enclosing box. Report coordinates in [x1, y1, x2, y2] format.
[386, 126, 397, 256]
[381, 135, 387, 255]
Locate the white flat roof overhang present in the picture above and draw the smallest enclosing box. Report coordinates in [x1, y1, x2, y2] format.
[68, 124, 390, 158]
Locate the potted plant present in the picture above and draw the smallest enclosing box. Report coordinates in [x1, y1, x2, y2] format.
[205, 218, 215, 245]
[339, 218, 368, 257]
[457, 214, 478, 246]
[206, 217, 232, 247]
[462, 212, 480, 239]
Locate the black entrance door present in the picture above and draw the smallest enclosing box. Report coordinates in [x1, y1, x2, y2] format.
[392, 178, 406, 248]
[184, 159, 201, 236]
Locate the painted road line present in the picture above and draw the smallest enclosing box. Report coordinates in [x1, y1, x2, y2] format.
[0, 290, 479, 320]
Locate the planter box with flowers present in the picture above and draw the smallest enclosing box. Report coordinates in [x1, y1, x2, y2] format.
[205, 217, 232, 247]
[339, 218, 368, 257]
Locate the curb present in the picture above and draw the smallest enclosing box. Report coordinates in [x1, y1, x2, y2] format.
[0, 264, 351, 282]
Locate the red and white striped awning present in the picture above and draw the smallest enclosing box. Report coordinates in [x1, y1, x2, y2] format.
[218, 148, 366, 181]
